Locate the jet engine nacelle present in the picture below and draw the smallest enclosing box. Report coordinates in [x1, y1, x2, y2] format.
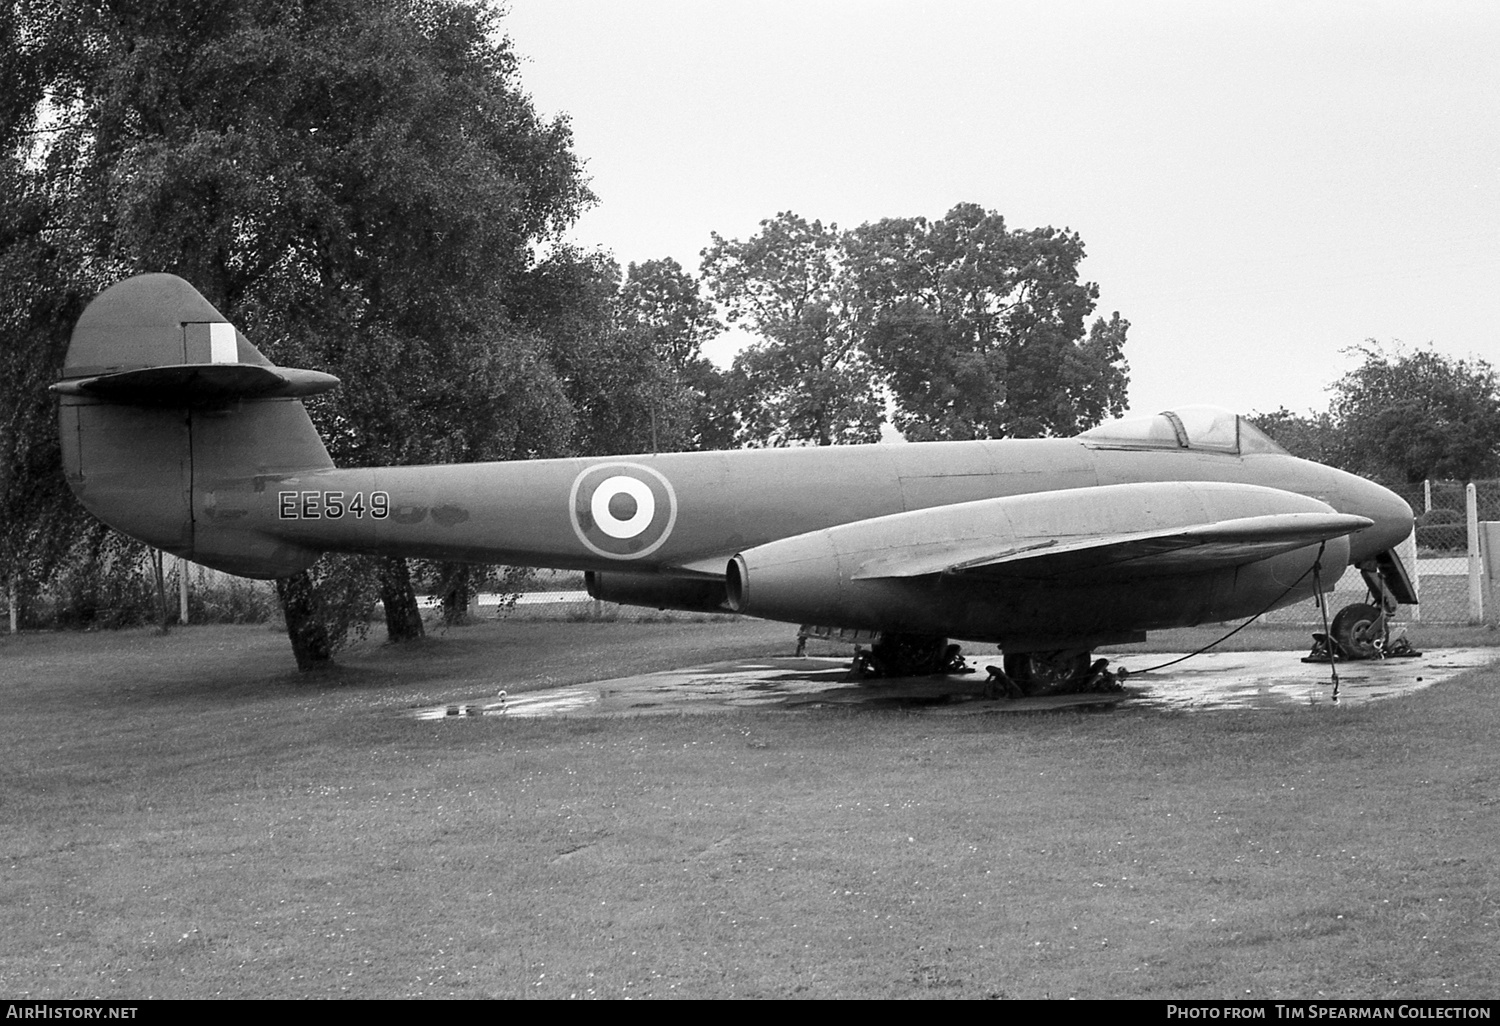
[725, 481, 1356, 642]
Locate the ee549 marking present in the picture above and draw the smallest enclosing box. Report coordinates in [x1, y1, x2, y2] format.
[278, 490, 389, 520]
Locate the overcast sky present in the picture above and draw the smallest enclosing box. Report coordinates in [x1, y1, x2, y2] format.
[503, 0, 1498, 420]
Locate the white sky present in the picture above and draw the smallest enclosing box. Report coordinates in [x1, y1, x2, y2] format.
[503, 0, 1498, 419]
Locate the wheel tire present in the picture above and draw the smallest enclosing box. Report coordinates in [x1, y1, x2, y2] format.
[1331, 602, 1384, 659]
[870, 633, 947, 677]
[1002, 650, 1092, 696]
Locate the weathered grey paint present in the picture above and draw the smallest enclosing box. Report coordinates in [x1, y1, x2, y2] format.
[54, 275, 1417, 650]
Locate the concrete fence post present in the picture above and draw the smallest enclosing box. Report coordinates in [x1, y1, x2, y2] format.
[1467, 483, 1482, 624]
[1480, 522, 1500, 627]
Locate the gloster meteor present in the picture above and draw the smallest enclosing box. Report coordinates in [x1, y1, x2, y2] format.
[54, 275, 1415, 691]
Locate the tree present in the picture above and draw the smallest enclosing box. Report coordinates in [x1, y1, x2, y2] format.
[701, 213, 882, 446]
[17, 0, 594, 665]
[429, 248, 710, 619]
[0, 168, 95, 620]
[274, 555, 378, 671]
[618, 258, 721, 372]
[1330, 343, 1500, 484]
[511, 247, 692, 457]
[617, 258, 733, 451]
[846, 203, 1129, 439]
[701, 205, 1129, 445]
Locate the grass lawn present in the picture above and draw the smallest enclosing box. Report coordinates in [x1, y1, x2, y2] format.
[1, 619, 1497, 999]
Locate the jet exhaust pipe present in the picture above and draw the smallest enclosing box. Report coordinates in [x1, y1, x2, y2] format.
[587, 571, 729, 613]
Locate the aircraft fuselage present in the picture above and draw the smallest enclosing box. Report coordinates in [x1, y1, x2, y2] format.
[137, 420, 1410, 649]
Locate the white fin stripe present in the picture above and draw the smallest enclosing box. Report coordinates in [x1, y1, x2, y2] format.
[209, 322, 237, 363]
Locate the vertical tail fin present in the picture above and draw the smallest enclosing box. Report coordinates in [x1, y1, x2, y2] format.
[54, 274, 339, 578]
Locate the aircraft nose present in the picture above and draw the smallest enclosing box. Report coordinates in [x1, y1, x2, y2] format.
[1344, 476, 1414, 562]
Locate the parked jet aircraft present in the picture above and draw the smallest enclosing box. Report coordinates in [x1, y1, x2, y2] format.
[53, 275, 1416, 692]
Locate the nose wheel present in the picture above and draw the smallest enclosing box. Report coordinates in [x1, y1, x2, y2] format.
[1330, 602, 1386, 659]
[1305, 598, 1420, 662]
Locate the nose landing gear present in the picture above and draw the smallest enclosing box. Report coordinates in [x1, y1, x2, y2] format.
[1304, 553, 1421, 663]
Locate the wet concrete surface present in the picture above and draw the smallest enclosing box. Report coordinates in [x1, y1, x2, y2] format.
[412, 647, 1497, 721]
[1110, 647, 1495, 710]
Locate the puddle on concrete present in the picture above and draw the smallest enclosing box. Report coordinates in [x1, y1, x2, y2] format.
[1114, 648, 1494, 710]
[412, 648, 1496, 721]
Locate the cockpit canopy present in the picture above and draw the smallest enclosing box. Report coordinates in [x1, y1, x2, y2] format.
[1077, 406, 1288, 456]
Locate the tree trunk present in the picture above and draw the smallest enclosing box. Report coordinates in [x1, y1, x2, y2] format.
[379, 556, 424, 642]
[276, 571, 332, 671]
[149, 548, 172, 634]
[439, 562, 470, 626]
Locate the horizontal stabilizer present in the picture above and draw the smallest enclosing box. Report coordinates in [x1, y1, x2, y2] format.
[855, 511, 1374, 581]
[51, 363, 339, 405]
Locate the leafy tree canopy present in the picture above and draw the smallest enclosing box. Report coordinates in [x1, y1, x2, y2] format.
[4, 0, 644, 659]
[1250, 343, 1500, 486]
[848, 203, 1128, 439]
[0, 159, 93, 590]
[619, 257, 721, 373]
[702, 204, 1130, 445]
[1331, 343, 1500, 484]
[701, 213, 883, 447]
[617, 258, 733, 451]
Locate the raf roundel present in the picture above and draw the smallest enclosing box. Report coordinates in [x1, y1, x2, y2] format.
[569, 463, 678, 559]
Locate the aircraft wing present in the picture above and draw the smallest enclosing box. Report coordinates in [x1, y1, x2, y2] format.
[852, 511, 1373, 582]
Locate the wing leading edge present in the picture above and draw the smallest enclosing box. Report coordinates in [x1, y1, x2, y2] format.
[854, 510, 1372, 582]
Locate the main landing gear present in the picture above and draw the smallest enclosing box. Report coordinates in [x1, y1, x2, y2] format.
[849, 632, 971, 679]
[842, 632, 1122, 699]
[986, 650, 1122, 698]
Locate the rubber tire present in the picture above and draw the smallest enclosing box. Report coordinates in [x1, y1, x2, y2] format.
[1331, 602, 1384, 659]
[1002, 650, 1092, 697]
[869, 634, 947, 677]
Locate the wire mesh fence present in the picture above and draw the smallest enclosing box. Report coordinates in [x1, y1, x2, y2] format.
[1262, 478, 1500, 626]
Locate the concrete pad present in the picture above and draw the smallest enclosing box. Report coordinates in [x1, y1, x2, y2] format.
[412, 648, 1497, 720]
[1113, 647, 1495, 710]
